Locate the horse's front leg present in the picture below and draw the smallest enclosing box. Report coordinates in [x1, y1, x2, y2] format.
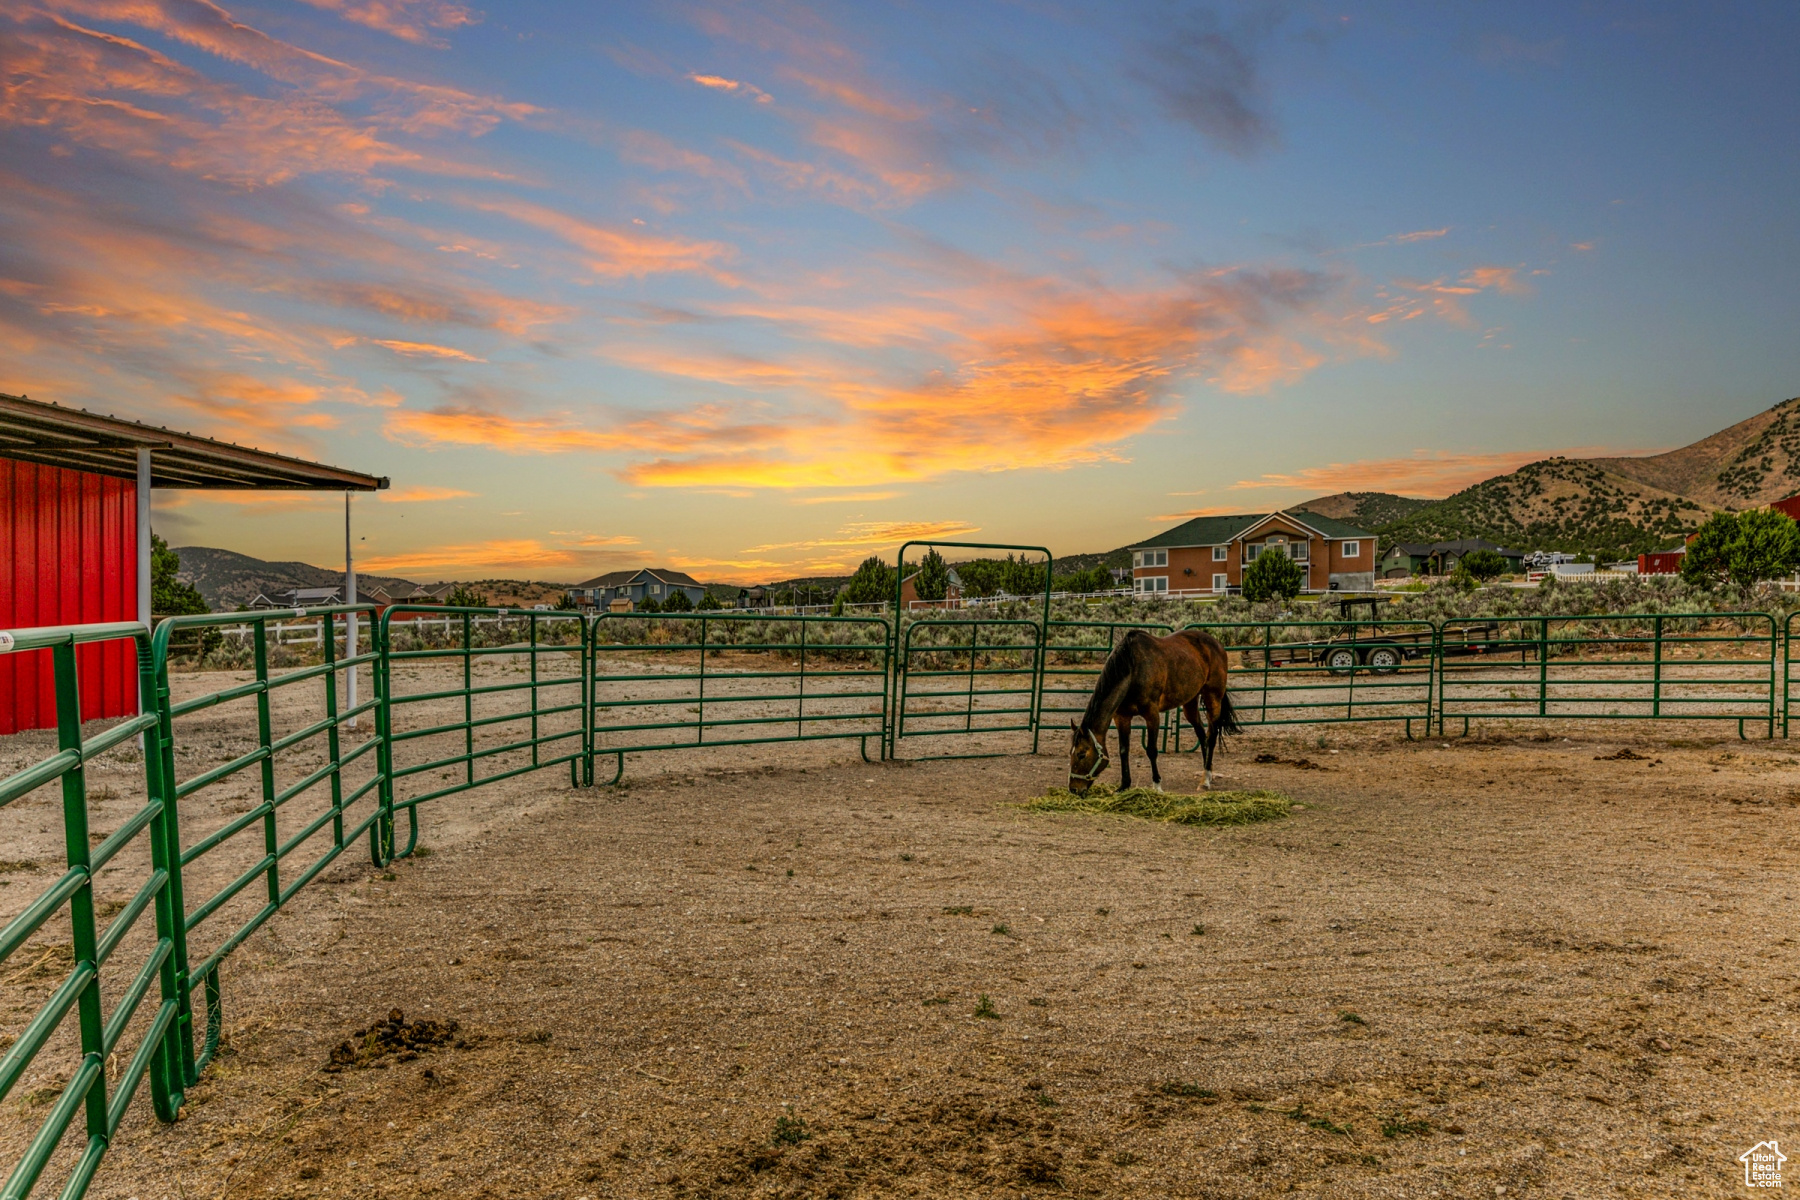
[1114, 715, 1132, 790]
[1142, 709, 1162, 791]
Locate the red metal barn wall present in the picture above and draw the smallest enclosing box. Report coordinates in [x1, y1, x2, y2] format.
[1, 459, 138, 734]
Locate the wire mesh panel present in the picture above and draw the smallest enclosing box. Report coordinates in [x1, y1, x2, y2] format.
[1184, 619, 1437, 736]
[149, 607, 384, 1077]
[1439, 613, 1777, 737]
[379, 607, 587, 851]
[0, 623, 181, 1200]
[587, 613, 889, 781]
[891, 618, 1045, 759]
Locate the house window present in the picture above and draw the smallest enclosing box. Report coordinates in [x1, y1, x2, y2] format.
[1136, 575, 1168, 594]
[650, 584, 661, 595]
[1134, 549, 1168, 568]
[1212, 546, 1227, 562]
[1212, 573, 1229, 591]
[1343, 540, 1360, 558]
[1244, 544, 1261, 562]
[1291, 541, 1308, 562]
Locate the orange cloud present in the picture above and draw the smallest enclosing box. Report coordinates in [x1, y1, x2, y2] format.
[690, 73, 772, 103]
[379, 485, 475, 502]
[358, 539, 582, 573]
[792, 491, 902, 504]
[297, 0, 478, 47]
[1151, 505, 1248, 521]
[1229, 446, 1633, 497]
[385, 407, 619, 452]
[462, 197, 735, 280]
[368, 338, 485, 361]
[747, 520, 979, 553]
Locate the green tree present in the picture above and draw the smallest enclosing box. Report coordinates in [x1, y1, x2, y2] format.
[955, 559, 1005, 597]
[1241, 548, 1303, 602]
[1680, 512, 1736, 589]
[830, 590, 846, 617]
[662, 588, 694, 612]
[842, 556, 896, 605]
[1460, 549, 1508, 582]
[638, 595, 661, 613]
[445, 583, 487, 608]
[150, 535, 209, 615]
[697, 592, 722, 610]
[554, 591, 580, 610]
[1001, 554, 1048, 597]
[1726, 508, 1800, 590]
[913, 548, 950, 602]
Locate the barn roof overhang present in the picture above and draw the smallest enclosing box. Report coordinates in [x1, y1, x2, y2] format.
[0, 392, 388, 491]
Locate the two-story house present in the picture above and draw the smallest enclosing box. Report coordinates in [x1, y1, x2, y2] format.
[571, 568, 707, 610]
[1128, 511, 1375, 595]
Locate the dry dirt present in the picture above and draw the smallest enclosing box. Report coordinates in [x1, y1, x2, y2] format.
[5, 713, 1800, 1199]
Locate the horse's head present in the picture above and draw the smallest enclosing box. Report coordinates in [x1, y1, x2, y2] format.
[1067, 719, 1109, 795]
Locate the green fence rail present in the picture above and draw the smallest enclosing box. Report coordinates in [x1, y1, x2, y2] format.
[588, 612, 890, 784]
[0, 623, 178, 1200]
[4, 602, 1794, 1197]
[1185, 619, 1439, 739]
[379, 606, 587, 855]
[1439, 613, 1778, 738]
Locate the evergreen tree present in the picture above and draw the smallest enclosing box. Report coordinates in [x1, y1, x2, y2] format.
[662, 588, 694, 612]
[842, 556, 896, 605]
[150, 535, 209, 615]
[1241, 549, 1303, 602]
[914, 548, 950, 602]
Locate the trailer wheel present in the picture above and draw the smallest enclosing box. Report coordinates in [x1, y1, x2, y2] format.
[1366, 645, 1402, 674]
[1325, 647, 1359, 675]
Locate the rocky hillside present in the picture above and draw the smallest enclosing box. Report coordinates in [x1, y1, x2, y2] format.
[1296, 491, 1434, 530]
[1589, 395, 1800, 507]
[1373, 459, 1716, 561]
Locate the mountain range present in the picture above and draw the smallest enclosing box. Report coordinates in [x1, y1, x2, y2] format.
[178, 395, 1796, 604]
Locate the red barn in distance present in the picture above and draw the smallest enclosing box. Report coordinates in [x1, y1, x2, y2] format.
[0, 393, 386, 734]
[1638, 492, 1800, 575]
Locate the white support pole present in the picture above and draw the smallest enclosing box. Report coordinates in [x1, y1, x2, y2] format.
[137, 448, 152, 723]
[345, 492, 358, 728]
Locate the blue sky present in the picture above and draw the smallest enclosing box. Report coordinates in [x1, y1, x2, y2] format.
[2, 1, 1795, 580]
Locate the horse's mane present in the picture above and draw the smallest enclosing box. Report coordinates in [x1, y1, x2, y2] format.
[1081, 630, 1148, 732]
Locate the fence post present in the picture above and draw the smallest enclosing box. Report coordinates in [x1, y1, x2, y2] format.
[372, 612, 395, 865]
[137, 630, 186, 1121]
[1537, 617, 1549, 719]
[1652, 614, 1663, 719]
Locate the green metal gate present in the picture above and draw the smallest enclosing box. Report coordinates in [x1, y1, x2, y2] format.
[1439, 612, 1777, 737]
[0, 622, 180, 1200]
[587, 612, 889, 784]
[378, 606, 587, 856]
[1185, 618, 1437, 738]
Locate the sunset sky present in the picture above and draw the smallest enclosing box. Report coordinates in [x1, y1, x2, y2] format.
[4, 1, 1797, 582]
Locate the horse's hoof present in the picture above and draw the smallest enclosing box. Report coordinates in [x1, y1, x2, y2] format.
[1151, 781, 1163, 793]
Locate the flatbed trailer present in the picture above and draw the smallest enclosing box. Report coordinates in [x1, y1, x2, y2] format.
[1256, 598, 1502, 674]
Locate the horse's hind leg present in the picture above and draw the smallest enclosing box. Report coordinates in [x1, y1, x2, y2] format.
[1184, 699, 1210, 790]
[1114, 715, 1133, 790]
[1201, 691, 1224, 790]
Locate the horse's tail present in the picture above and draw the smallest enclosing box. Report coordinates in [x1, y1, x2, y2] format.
[1214, 689, 1242, 736]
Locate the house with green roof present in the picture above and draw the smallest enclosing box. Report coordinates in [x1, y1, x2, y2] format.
[1128, 510, 1376, 596]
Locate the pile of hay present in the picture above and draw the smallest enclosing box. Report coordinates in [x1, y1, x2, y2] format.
[1024, 782, 1291, 826]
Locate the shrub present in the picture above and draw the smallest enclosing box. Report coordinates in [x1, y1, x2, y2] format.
[637, 596, 661, 613]
[1682, 509, 1800, 592]
[662, 588, 694, 613]
[445, 583, 487, 608]
[554, 592, 580, 610]
[697, 592, 722, 610]
[1242, 550, 1303, 602]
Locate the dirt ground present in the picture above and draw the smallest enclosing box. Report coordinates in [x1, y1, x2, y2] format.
[6, 712, 1800, 1199]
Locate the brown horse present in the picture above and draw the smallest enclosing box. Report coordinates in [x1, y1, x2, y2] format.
[1066, 629, 1238, 794]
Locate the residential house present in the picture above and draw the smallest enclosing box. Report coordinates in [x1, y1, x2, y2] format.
[282, 586, 342, 607]
[1128, 511, 1375, 596]
[1380, 538, 1524, 579]
[571, 568, 707, 610]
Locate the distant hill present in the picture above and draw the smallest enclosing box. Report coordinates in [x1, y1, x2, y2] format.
[171, 546, 581, 611]
[1589, 395, 1800, 507]
[1372, 459, 1716, 560]
[173, 546, 421, 611]
[1296, 491, 1434, 530]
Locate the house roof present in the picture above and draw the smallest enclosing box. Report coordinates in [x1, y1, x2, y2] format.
[573, 570, 639, 589]
[1132, 510, 1371, 550]
[0, 392, 388, 490]
[1131, 513, 1269, 549]
[1388, 538, 1523, 557]
[572, 567, 706, 590]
